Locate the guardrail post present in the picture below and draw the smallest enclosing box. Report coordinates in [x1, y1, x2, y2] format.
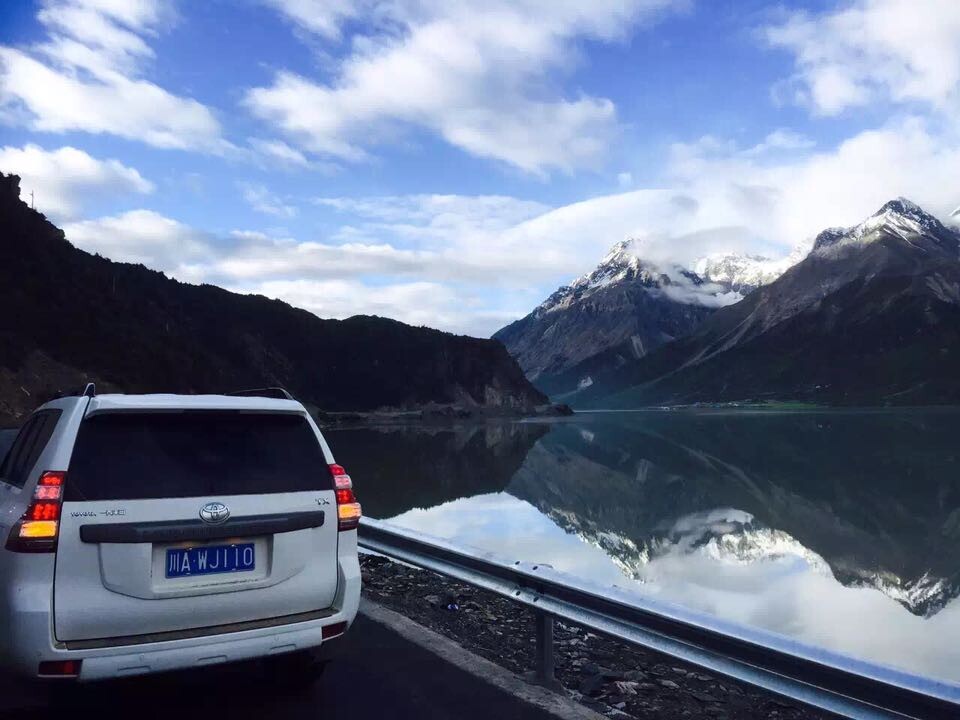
[530, 609, 564, 693]
[358, 521, 960, 718]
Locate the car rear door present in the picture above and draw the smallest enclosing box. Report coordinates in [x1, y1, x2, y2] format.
[53, 409, 340, 642]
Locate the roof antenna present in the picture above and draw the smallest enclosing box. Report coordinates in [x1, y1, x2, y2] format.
[83, 383, 96, 397]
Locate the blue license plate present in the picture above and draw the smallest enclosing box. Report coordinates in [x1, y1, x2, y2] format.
[165, 543, 256, 578]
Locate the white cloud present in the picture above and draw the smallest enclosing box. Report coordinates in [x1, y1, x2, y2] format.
[216, 232, 429, 280]
[261, 0, 368, 40]
[208, 194, 553, 287]
[295, 118, 960, 302]
[316, 193, 550, 244]
[247, 0, 684, 174]
[0, 0, 224, 151]
[36, 0, 169, 75]
[665, 117, 960, 257]
[62, 209, 214, 281]
[0, 143, 152, 220]
[238, 181, 298, 218]
[55, 201, 541, 335]
[742, 128, 815, 156]
[617, 171, 633, 188]
[235, 278, 507, 335]
[247, 137, 315, 170]
[765, 0, 960, 115]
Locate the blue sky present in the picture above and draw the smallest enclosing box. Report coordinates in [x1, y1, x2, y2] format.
[1, 0, 959, 336]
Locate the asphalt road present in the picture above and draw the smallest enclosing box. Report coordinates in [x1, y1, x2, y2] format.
[0, 609, 569, 720]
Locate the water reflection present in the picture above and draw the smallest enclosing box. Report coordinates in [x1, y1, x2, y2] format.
[324, 410, 960, 683]
[326, 422, 548, 518]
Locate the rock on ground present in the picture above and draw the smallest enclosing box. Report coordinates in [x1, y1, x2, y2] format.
[360, 555, 830, 720]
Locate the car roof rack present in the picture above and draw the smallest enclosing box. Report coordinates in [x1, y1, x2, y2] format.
[226, 387, 295, 401]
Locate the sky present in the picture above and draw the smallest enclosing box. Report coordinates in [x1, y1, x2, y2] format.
[1, 0, 959, 337]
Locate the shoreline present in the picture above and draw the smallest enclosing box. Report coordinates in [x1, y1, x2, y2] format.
[314, 402, 573, 426]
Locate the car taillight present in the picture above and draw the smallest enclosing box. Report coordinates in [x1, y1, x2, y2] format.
[322, 621, 348, 640]
[5, 471, 66, 553]
[38, 659, 81, 677]
[330, 464, 361, 531]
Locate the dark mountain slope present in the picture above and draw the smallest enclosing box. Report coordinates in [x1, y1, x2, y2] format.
[579, 199, 960, 407]
[0, 173, 546, 425]
[493, 240, 722, 397]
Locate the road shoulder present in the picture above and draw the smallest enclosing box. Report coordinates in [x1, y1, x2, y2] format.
[360, 598, 605, 720]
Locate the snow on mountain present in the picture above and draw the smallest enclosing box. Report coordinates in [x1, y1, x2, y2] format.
[537, 197, 955, 324]
[579, 197, 960, 411]
[696, 199, 959, 291]
[813, 197, 952, 257]
[573, 238, 662, 292]
[546, 236, 810, 315]
[693, 245, 809, 294]
[536, 238, 739, 318]
[494, 236, 727, 394]
[499, 198, 958, 400]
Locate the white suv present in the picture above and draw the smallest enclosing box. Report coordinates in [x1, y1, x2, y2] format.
[0, 388, 361, 682]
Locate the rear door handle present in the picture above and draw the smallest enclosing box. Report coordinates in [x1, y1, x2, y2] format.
[79, 510, 325, 544]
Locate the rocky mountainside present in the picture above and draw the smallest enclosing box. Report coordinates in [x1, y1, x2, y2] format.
[0, 173, 547, 426]
[493, 239, 740, 398]
[579, 199, 960, 407]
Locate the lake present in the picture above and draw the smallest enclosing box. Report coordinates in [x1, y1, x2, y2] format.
[326, 408, 960, 684]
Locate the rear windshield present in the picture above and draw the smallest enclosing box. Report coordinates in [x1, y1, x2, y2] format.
[66, 412, 331, 501]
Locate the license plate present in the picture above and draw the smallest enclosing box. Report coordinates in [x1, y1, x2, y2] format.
[165, 543, 256, 578]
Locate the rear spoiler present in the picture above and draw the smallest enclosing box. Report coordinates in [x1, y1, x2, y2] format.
[226, 387, 295, 401]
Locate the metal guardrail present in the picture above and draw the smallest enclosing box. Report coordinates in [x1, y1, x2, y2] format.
[358, 518, 960, 720]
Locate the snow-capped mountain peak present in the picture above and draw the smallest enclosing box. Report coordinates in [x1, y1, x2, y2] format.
[574, 237, 662, 291]
[811, 227, 848, 251]
[813, 197, 956, 257]
[856, 196, 944, 235]
[537, 234, 811, 319]
[694, 246, 808, 294]
[535, 237, 702, 317]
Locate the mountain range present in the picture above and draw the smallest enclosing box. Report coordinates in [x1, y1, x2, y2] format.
[494, 240, 739, 397]
[498, 198, 960, 407]
[0, 173, 547, 426]
[493, 238, 804, 398]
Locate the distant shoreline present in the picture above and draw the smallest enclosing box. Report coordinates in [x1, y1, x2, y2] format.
[572, 403, 960, 415]
[314, 402, 574, 427]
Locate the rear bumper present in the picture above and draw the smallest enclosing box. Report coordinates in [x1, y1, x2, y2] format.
[74, 609, 352, 680]
[0, 548, 361, 681]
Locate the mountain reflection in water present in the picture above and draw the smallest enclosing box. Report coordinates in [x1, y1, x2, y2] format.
[324, 409, 960, 683]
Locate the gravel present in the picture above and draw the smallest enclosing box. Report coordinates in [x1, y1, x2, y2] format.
[360, 554, 831, 720]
